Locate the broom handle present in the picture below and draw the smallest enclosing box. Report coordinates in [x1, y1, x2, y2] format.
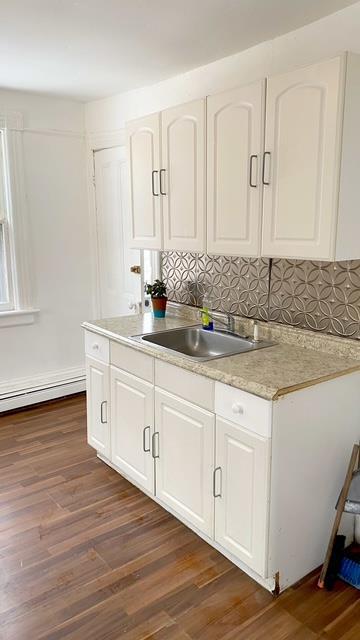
[318, 443, 359, 588]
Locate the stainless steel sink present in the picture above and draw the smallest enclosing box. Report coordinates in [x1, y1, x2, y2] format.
[131, 325, 274, 361]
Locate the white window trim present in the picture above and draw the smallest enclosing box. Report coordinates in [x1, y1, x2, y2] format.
[0, 111, 38, 326]
[0, 216, 13, 312]
[0, 308, 39, 328]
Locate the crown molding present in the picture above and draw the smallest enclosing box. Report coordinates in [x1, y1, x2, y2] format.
[87, 128, 125, 151]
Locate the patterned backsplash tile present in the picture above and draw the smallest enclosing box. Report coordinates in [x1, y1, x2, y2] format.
[161, 252, 270, 321]
[269, 259, 360, 339]
[161, 252, 360, 339]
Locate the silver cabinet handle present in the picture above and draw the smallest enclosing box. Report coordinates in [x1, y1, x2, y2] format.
[159, 169, 166, 195]
[213, 467, 222, 498]
[143, 426, 151, 452]
[151, 432, 160, 459]
[151, 170, 159, 196]
[262, 151, 271, 185]
[249, 154, 257, 188]
[100, 400, 107, 424]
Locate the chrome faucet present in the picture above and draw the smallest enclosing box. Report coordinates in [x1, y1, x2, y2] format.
[209, 311, 235, 333]
[200, 309, 240, 335]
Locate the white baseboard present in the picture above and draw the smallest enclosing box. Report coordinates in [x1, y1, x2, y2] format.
[0, 380, 85, 413]
[0, 366, 86, 413]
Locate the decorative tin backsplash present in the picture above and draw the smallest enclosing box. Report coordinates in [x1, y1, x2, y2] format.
[161, 253, 270, 320]
[161, 252, 360, 340]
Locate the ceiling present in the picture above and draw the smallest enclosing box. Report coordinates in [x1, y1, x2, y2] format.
[0, 0, 358, 102]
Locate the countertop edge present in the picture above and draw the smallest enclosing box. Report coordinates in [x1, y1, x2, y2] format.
[83, 321, 360, 402]
[82, 321, 278, 400]
[273, 366, 360, 399]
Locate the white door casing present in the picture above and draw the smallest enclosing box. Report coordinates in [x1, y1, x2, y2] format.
[262, 57, 343, 259]
[207, 81, 265, 256]
[161, 99, 206, 252]
[94, 146, 141, 317]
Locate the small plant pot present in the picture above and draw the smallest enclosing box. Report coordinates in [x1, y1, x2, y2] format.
[151, 297, 167, 318]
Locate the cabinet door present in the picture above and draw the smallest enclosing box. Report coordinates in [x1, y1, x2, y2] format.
[215, 417, 270, 577]
[207, 81, 264, 256]
[110, 366, 154, 493]
[85, 356, 110, 458]
[262, 57, 342, 259]
[161, 99, 206, 252]
[155, 389, 214, 536]
[126, 113, 162, 249]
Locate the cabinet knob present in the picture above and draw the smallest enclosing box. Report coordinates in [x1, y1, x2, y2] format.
[92, 343, 99, 350]
[232, 402, 244, 415]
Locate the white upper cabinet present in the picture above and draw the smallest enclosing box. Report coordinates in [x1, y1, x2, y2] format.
[161, 99, 206, 252]
[126, 113, 162, 250]
[207, 81, 265, 256]
[125, 53, 360, 260]
[262, 53, 360, 260]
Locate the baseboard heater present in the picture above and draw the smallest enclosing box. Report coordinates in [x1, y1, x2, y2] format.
[0, 375, 86, 413]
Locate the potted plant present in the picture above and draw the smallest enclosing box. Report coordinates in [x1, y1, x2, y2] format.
[145, 279, 168, 318]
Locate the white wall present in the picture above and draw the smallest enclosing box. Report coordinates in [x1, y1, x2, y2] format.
[0, 90, 91, 401]
[85, 2, 360, 132]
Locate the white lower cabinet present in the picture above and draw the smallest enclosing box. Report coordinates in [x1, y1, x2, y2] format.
[154, 389, 215, 537]
[85, 339, 270, 584]
[110, 365, 154, 493]
[85, 355, 111, 459]
[214, 417, 270, 577]
[85, 330, 360, 593]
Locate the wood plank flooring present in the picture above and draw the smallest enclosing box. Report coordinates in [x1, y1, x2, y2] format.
[0, 394, 358, 640]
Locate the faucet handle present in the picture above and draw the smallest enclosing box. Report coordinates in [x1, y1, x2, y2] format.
[225, 313, 235, 332]
[253, 320, 260, 342]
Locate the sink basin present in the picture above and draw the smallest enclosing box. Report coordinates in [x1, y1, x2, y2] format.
[131, 325, 274, 361]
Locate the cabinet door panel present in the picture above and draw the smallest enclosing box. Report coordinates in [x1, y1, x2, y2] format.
[262, 57, 342, 259]
[111, 366, 154, 493]
[162, 100, 206, 252]
[215, 417, 270, 576]
[207, 81, 264, 256]
[155, 389, 214, 536]
[126, 113, 162, 249]
[85, 356, 110, 458]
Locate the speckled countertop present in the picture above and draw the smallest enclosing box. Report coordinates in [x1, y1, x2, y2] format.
[82, 312, 360, 401]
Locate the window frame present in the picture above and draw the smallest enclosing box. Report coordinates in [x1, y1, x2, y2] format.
[0, 111, 37, 326]
[0, 128, 16, 311]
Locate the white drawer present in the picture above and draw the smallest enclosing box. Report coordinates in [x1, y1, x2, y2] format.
[215, 382, 272, 438]
[85, 330, 109, 364]
[111, 341, 153, 383]
[155, 360, 214, 411]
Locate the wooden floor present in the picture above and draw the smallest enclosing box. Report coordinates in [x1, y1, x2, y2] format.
[0, 396, 358, 640]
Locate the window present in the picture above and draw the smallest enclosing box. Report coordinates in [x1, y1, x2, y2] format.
[0, 112, 37, 326]
[0, 129, 14, 310]
[143, 249, 161, 309]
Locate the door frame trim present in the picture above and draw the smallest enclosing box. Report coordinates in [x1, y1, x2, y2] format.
[87, 129, 162, 317]
[86, 129, 126, 319]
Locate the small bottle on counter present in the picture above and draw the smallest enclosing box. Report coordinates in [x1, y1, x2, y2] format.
[201, 294, 214, 331]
